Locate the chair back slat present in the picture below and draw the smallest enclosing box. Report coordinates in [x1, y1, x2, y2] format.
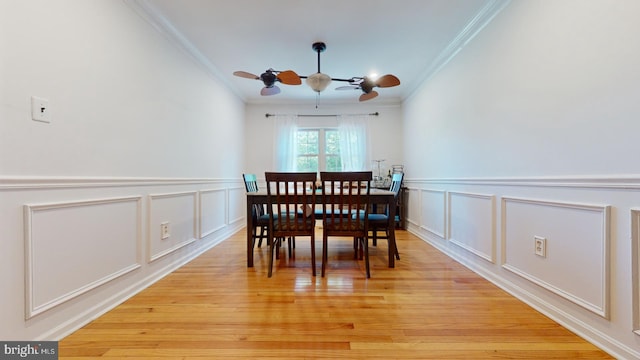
[385, 172, 404, 216]
[320, 171, 372, 234]
[243, 173, 264, 217]
[264, 172, 318, 277]
[265, 172, 317, 234]
[319, 171, 373, 277]
[243, 173, 259, 192]
[389, 172, 403, 195]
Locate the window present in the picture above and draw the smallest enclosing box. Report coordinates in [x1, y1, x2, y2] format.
[296, 129, 342, 172]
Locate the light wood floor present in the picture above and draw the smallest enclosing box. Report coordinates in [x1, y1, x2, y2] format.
[59, 228, 613, 359]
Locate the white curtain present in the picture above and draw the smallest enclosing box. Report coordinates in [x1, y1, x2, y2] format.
[273, 114, 298, 171]
[338, 114, 371, 171]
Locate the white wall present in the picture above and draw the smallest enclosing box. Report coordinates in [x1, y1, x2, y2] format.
[244, 101, 403, 180]
[403, 1, 640, 358]
[0, 0, 245, 340]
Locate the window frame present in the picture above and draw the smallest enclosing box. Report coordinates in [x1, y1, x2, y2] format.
[296, 127, 341, 172]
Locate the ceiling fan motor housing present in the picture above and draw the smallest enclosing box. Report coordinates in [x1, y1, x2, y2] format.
[260, 70, 277, 87]
[360, 78, 375, 94]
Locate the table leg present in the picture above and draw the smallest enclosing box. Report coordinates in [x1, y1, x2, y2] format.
[387, 196, 396, 268]
[246, 197, 254, 267]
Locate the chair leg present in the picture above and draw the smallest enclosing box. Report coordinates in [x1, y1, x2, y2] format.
[322, 233, 328, 277]
[353, 237, 359, 259]
[387, 229, 400, 260]
[311, 234, 316, 276]
[257, 226, 266, 247]
[362, 237, 370, 278]
[268, 237, 276, 277]
[250, 228, 257, 250]
[250, 226, 257, 249]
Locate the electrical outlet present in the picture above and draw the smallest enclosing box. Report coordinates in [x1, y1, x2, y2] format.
[31, 96, 51, 123]
[534, 236, 546, 258]
[160, 222, 170, 240]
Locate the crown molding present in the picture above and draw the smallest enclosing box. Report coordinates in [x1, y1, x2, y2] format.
[124, 0, 510, 106]
[404, 0, 512, 102]
[122, 0, 246, 102]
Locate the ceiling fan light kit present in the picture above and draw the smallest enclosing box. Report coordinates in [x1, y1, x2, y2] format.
[306, 72, 332, 93]
[233, 42, 400, 102]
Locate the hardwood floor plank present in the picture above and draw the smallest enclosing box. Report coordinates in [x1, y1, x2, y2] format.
[59, 229, 613, 359]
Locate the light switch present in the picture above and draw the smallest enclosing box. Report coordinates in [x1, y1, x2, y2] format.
[31, 96, 51, 123]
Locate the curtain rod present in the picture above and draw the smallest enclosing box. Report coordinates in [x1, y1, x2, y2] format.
[265, 112, 379, 118]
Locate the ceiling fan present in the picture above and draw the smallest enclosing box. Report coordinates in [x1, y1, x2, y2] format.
[232, 42, 400, 102]
[232, 68, 301, 96]
[335, 74, 401, 102]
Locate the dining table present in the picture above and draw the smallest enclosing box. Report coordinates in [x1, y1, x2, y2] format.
[245, 188, 398, 269]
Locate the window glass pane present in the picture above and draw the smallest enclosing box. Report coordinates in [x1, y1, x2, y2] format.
[296, 129, 319, 172]
[297, 156, 318, 172]
[295, 128, 340, 172]
[299, 130, 318, 155]
[297, 131, 304, 154]
[308, 131, 318, 154]
[326, 155, 341, 172]
[326, 130, 340, 155]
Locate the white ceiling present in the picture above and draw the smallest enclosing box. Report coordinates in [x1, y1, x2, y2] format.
[130, 0, 509, 104]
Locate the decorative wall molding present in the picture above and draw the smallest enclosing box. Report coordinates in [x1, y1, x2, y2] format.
[24, 196, 142, 319]
[405, 0, 512, 101]
[126, 0, 511, 105]
[404, 187, 421, 228]
[502, 196, 610, 318]
[199, 188, 227, 239]
[405, 175, 640, 190]
[228, 186, 247, 226]
[123, 0, 241, 99]
[447, 191, 496, 263]
[147, 191, 198, 263]
[0, 176, 239, 190]
[419, 189, 447, 239]
[632, 209, 640, 335]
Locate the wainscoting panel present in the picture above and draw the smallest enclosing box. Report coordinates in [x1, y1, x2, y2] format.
[632, 209, 640, 335]
[24, 196, 142, 319]
[448, 191, 496, 263]
[420, 189, 447, 239]
[199, 188, 226, 239]
[228, 186, 246, 226]
[502, 197, 610, 318]
[406, 187, 421, 227]
[148, 191, 198, 263]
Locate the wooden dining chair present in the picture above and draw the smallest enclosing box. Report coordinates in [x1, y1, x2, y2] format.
[243, 173, 270, 249]
[320, 171, 372, 278]
[264, 172, 317, 277]
[368, 172, 403, 260]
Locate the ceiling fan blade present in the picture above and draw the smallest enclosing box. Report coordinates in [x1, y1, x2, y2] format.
[359, 91, 379, 102]
[376, 74, 401, 88]
[276, 70, 302, 85]
[260, 86, 281, 96]
[336, 85, 359, 90]
[233, 71, 260, 80]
